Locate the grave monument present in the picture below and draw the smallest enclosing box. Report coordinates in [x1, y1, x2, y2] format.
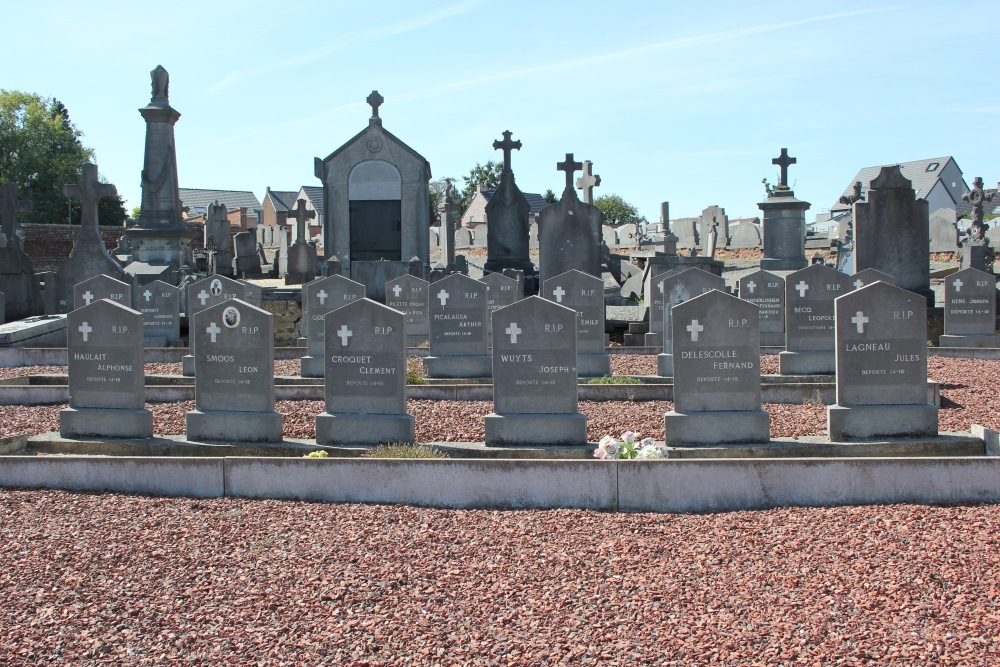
[537, 153, 605, 285]
[482, 271, 520, 340]
[300, 274, 366, 377]
[779, 263, 849, 374]
[656, 268, 726, 376]
[284, 199, 317, 285]
[543, 269, 610, 377]
[739, 270, 785, 347]
[960, 177, 996, 273]
[423, 273, 491, 378]
[0, 183, 44, 319]
[758, 148, 809, 271]
[385, 274, 430, 345]
[134, 279, 181, 345]
[575, 160, 600, 204]
[484, 131, 537, 294]
[73, 274, 132, 311]
[939, 268, 1000, 348]
[203, 202, 233, 277]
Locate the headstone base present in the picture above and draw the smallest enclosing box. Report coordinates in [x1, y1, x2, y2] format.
[960, 244, 992, 272]
[186, 410, 283, 444]
[296, 337, 307, 347]
[577, 354, 611, 378]
[59, 407, 153, 439]
[664, 410, 770, 446]
[760, 257, 807, 271]
[406, 334, 429, 347]
[424, 355, 492, 379]
[644, 332, 663, 348]
[484, 413, 588, 447]
[778, 350, 835, 374]
[827, 404, 938, 441]
[284, 272, 313, 286]
[315, 413, 415, 446]
[938, 334, 1000, 349]
[657, 353, 673, 377]
[300, 355, 324, 378]
[182, 354, 194, 376]
[760, 331, 785, 347]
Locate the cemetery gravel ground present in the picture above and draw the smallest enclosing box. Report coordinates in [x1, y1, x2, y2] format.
[0, 490, 998, 666]
[0, 357, 998, 440]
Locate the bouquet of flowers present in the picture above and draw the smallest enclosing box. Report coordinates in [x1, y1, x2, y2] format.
[593, 431, 665, 460]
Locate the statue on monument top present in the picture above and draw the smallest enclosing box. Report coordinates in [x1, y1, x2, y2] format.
[839, 181, 863, 207]
[150, 65, 170, 105]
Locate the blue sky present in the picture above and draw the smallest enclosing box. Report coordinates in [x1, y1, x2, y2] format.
[5, 0, 997, 221]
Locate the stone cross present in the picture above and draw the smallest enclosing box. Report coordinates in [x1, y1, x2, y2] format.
[851, 311, 869, 334]
[392, 284, 402, 298]
[746, 280, 756, 294]
[317, 289, 328, 305]
[198, 289, 210, 305]
[686, 319, 704, 341]
[82, 290, 95, 305]
[552, 286, 566, 303]
[437, 289, 449, 306]
[839, 181, 863, 206]
[575, 160, 601, 204]
[505, 322, 522, 344]
[143, 289, 152, 302]
[492, 130, 522, 172]
[63, 163, 117, 239]
[0, 182, 32, 239]
[78, 321, 92, 342]
[853, 278, 865, 290]
[367, 90, 384, 123]
[557, 153, 583, 194]
[337, 324, 353, 346]
[206, 321, 221, 343]
[795, 280, 809, 298]
[771, 148, 797, 188]
[962, 177, 996, 242]
[289, 198, 315, 245]
[953, 278, 963, 292]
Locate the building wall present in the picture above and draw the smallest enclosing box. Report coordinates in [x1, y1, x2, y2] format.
[461, 189, 489, 227]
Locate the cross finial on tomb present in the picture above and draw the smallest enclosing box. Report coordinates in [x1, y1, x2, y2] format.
[557, 153, 583, 194]
[492, 130, 522, 172]
[575, 160, 601, 204]
[771, 148, 797, 188]
[1, 182, 32, 239]
[367, 90, 384, 125]
[63, 164, 118, 241]
[289, 198, 315, 244]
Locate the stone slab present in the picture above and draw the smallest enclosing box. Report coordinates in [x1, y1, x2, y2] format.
[778, 349, 835, 374]
[663, 433, 983, 459]
[484, 413, 588, 447]
[59, 407, 153, 439]
[937, 334, 1000, 348]
[186, 410, 283, 444]
[315, 413, 415, 446]
[828, 404, 938, 441]
[577, 353, 611, 378]
[423, 355, 492, 379]
[664, 410, 770, 445]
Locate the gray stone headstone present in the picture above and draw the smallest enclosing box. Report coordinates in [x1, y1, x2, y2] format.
[657, 268, 726, 376]
[0, 182, 44, 320]
[501, 268, 526, 299]
[315, 298, 414, 445]
[727, 221, 761, 249]
[300, 274, 367, 378]
[699, 205, 729, 253]
[350, 259, 409, 301]
[482, 271, 520, 337]
[929, 209, 960, 252]
[940, 268, 999, 346]
[187, 299, 282, 442]
[425, 273, 491, 378]
[829, 282, 936, 439]
[454, 227, 473, 249]
[486, 296, 586, 445]
[204, 202, 234, 277]
[778, 263, 849, 374]
[233, 231, 262, 277]
[74, 274, 132, 311]
[62, 299, 152, 438]
[672, 217, 699, 248]
[601, 225, 618, 249]
[484, 131, 535, 285]
[739, 270, 784, 346]
[617, 223, 639, 248]
[538, 156, 604, 285]
[854, 166, 932, 304]
[849, 268, 894, 291]
[186, 275, 259, 315]
[543, 269, 609, 377]
[134, 279, 180, 343]
[385, 274, 429, 340]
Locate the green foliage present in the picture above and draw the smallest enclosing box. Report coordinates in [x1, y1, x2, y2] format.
[303, 450, 329, 458]
[428, 178, 454, 222]
[363, 443, 448, 459]
[543, 189, 558, 204]
[586, 375, 644, 385]
[594, 193, 646, 227]
[130, 206, 141, 220]
[456, 160, 504, 218]
[0, 91, 94, 224]
[406, 356, 425, 384]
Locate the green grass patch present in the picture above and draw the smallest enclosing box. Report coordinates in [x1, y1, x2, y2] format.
[586, 375, 644, 385]
[363, 443, 449, 459]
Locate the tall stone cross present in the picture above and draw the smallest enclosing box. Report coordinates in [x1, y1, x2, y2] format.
[1, 182, 32, 241]
[575, 160, 601, 204]
[289, 198, 315, 245]
[492, 130, 522, 172]
[557, 153, 583, 196]
[63, 164, 117, 240]
[367, 90, 384, 125]
[772, 148, 797, 188]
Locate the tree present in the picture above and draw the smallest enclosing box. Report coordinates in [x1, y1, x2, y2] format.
[427, 178, 455, 223]
[594, 193, 646, 226]
[0, 90, 97, 224]
[543, 189, 558, 205]
[456, 160, 504, 218]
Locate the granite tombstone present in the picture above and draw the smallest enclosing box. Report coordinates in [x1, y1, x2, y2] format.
[482, 272, 520, 339]
[849, 268, 894, 291]
[0, 183, 44, 320]
[778, 263, 849, 374]
[204, 202, 234, 277]
[300, 274, 366, 377]
[385, 274, 430, 344]
[182, 275, 261, 375]
[484, 131, 537, 292]
[739, 270, 784, 347]
[424, 273, 491, 378]
[134, 279, 180, 344]
[758, 148, 809, 271]
[61, 299, 152, 438]
[657, 268, 726, 376]
[74, 274, 132, 311]
[543, 269, 610, 377]
[939, 268, 999, 347]
[537, 154, 604, 285]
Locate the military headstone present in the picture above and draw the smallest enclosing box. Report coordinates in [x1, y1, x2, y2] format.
[643, 267, 678, 348]
[186, 299, 282, 442]
[538, 154, 605, 285]
[385, 274, 429, 344]
[0, 183, 44, 320]
[182, 275, 262, 375]
[61, 299, 152, 438]
[829, 282, 937, 439]
[74, 274, 132, 311]
[315, 298, 414, 445]
[657, 268, 726, 376]
[664, 290, 768, 445]
[482, 272, 520, 339]
[134, 279, 180, 344]
[424, 273, 491, 378]
[778, 263, 849, 374]
[301, 274, 367, 377]
[543, 269, 610, 377]
[739, 270, 785, 347]
[849, 268, 894, 291]
[486, 296, 587, 446]
[939, 267, 1000, 347]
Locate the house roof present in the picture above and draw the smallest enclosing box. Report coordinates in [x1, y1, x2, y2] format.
[321, 125, 431, 177]
[834, 157, 963, 209]
[179, 188, 261, 211]
[265, 189, 301, 213]
[480, 189, 549, 216]
[299, 186, 325, 217]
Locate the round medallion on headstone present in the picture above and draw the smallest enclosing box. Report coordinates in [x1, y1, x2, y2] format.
[210, 278, 223, 296]
[366, 137, 383, 153]
[222, 305, 241, 329]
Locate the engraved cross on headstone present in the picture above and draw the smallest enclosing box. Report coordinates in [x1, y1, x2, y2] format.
[557, 153, 583, 195]
[575, 160, 601, 204]
[686, 319, 704, 341]
[288, 198, 315, 245]
[0, 182, 32, 240]
[63, 164, 117, 240]
[198, 289, 210, 305]
[492, 130, 522, 172]
[851, 311, 869, 334]
[392, 284, 403, 298]
[505, 322, 522, 344]
[437, 289, 449, 306]
[316, 289, 328, 305]
[795, 280, 809, 298]
[367, 90, 384, 125]
[746, 280, 756, 294]
[82, 290, 95, 305]
[337, 324, 353, 346]
[206, 321, 221, 343]
[771, 148, 797, 188]
[853, 278, 865, 290]
[143, 289, 152, 302]
[78, 321, 92, 342]
[552, 286, 566, 303]
[953, 278, 963, 292]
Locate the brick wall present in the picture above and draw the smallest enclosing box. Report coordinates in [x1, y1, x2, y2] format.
[22, 223, 203, 272]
